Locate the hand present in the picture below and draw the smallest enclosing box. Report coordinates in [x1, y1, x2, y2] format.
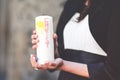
[31, 30, 59, 57]
[30, 30, 60, 70]
[31, 30, 39, 50]
[30, 54, 63, 70]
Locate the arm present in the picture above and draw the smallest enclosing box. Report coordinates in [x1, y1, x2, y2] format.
[59, 60, 89, 78]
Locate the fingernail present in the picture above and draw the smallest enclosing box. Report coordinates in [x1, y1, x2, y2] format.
[30, 54, 32, 57]
[33, 57, 36, 60]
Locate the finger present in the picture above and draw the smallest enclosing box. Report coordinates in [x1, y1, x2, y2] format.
[48, 61, 56, 67]
[53, 33, 59, 57]
[37, 62, 49, 70]
[46, 62, 57, 69]
[32, 45, 38, 50]
[31, 34, 38, 39]
[30, 54, 37, 66]
[30, 54, 39, 68]
[32, 39, 39, 44]
[53, 34, 58, 45]
[53, 33, 57, 39]
[30, 54, 48, 70]
[33, 30, 36, 34]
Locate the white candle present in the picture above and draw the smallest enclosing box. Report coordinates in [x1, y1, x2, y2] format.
[35, 16, 54, 64]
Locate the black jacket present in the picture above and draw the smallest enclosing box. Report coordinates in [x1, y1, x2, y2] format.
[56, 0, 120, 80]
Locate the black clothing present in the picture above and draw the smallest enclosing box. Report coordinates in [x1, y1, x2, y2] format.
[56, 0, 120, 80]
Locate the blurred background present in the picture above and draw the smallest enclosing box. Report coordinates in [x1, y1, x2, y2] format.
[0, 0, 66, 80]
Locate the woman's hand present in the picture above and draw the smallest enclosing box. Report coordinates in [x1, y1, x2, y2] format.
[31, 30, 59, 56]
[30, 54, 63, 70]
[30, 30, 61, 70]
[31, 30, 39, 50]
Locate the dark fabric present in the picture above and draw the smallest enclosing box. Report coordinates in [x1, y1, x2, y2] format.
[88, 0, 120, 80]
[58, 50, 106, 80]
[56, 0, 85, 50]
[56, 0, 120, 80]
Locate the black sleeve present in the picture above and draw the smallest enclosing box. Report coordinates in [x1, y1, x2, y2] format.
[88, 1, 120, 80]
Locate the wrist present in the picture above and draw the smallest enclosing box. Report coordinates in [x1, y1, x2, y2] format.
[56, 58, 64, 69]
[58, 59, 65, 70]
[48, 58, 64, 71]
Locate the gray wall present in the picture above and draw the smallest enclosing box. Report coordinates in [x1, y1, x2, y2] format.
[0, 0, 66, 80]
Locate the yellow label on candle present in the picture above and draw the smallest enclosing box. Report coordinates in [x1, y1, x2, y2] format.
[36, 20, 45, 31]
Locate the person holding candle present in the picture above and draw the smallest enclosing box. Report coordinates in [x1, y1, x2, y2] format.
[30, 0, 120, 80]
